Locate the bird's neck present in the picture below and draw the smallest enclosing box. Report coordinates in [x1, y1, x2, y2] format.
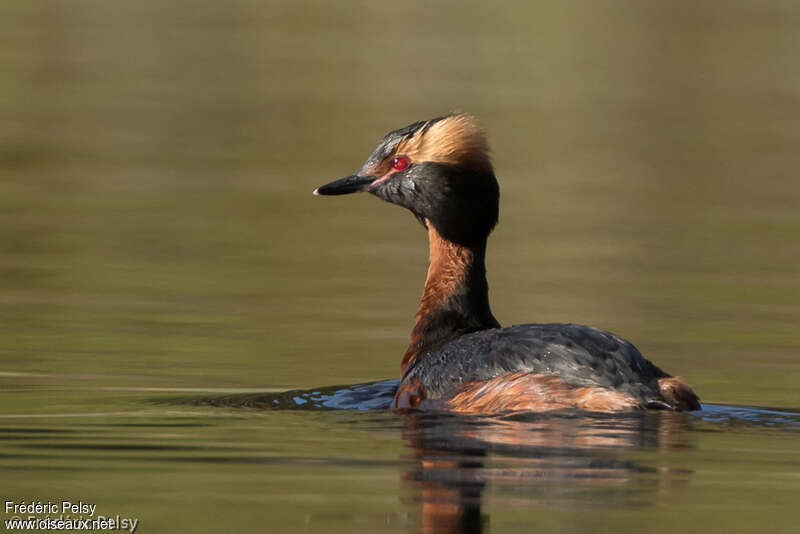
[401, 223, 500, 372]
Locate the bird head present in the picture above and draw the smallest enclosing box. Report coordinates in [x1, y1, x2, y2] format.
[314, 114, 499, 247]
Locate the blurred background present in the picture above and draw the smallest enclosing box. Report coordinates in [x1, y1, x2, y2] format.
[3, 0, 798, 408]
[3, 2, 800, 533]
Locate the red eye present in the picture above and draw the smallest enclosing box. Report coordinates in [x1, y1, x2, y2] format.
[392, 156, 409, 171]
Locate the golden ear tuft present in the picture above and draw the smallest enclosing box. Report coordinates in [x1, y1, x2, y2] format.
[396, 114, 492, 173]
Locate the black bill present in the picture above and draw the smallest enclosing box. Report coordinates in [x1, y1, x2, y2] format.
[313, 174, 375, 196]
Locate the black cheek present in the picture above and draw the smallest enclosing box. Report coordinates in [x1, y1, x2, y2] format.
[401, 176, 419, 194]
[372, 176, 416, 210]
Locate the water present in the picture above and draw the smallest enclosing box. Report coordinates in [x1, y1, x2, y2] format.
[3, 395, 799, 533]
[2, 1, 800, 532]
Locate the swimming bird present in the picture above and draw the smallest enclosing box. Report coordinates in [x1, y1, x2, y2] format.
[313, 114, 700, 413]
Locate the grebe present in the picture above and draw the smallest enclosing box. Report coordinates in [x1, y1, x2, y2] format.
[313, 114, 700, 413]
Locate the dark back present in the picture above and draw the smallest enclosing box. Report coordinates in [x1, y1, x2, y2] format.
[403, 323, 668, 405]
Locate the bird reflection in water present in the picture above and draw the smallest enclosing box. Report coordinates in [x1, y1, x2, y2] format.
[399, 410, 692, 534]
[179, 382, 695, 533]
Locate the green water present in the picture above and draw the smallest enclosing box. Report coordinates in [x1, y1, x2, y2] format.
[2, 1, 799, 532]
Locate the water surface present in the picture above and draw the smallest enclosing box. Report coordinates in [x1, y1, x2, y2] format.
[2, 1, 800, 532]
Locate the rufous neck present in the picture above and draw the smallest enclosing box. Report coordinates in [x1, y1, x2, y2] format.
[401, 223, 499, 372]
